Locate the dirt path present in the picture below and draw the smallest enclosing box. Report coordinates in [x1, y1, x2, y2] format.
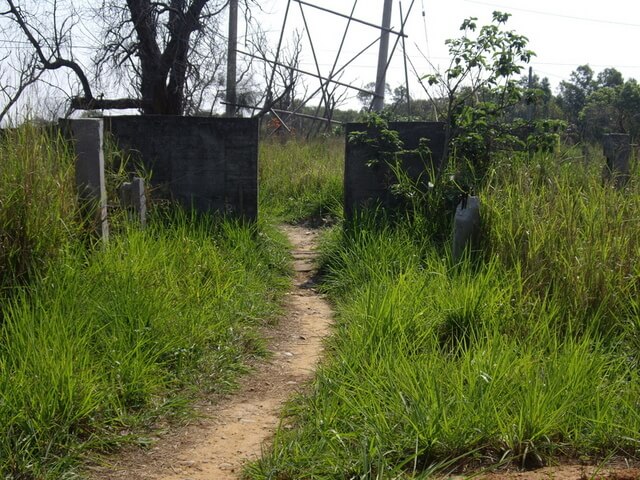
[87, 225, 332, 479]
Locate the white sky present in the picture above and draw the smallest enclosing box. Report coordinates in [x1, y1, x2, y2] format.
[3, 0, 638, 119]
[253, 0, 640, 108]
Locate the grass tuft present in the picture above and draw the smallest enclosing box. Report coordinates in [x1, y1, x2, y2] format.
[0, 124, 80, 291]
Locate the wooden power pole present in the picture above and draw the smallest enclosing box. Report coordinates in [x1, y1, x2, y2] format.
[527, 66, 534, 121]
[372, 0, 393, 112]
[225, 0, 238, 117]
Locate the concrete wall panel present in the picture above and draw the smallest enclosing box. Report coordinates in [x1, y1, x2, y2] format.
[344, 121, 446, 219]
[105, 116, 258, 220]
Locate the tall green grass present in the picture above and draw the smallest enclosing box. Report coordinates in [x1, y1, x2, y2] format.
[259, 137, 344, 223]
[249, 149, 640, 478]
[0, 125, 80, 290]
[484, 151, 640, 332]
[0, 211, 289, 478]
[0, 125, 291, 477]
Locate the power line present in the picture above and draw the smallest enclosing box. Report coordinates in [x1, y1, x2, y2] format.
[533, 70, 567, 82]
[534, 61, 640, 69]
[0, 39, 97, 50]
[463, 0, 640, 28]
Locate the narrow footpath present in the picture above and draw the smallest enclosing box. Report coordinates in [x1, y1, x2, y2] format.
[89, 225, 333, 479]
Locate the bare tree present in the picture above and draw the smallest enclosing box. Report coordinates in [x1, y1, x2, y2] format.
[0, 51, 41, 124]
[245, 29, 304, 118]
[1, 0, 256, 116]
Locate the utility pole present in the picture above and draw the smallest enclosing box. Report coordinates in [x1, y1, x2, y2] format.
[225, 0, 238, 117]
[372, 0, 393, 112]
[527, 66, 534, 121]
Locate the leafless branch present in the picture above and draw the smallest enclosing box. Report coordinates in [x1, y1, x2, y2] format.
[1, 0, 262, 116]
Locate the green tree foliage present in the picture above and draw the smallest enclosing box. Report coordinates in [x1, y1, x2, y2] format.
[617, 79, 640, 135]
[357, 82, 391, 111]
[596, 67, 624, 88]
[384, 85, 440, 121]
[510, 73, 563, 121]
[389, 85, 411, 117]
[425, 11, 534, 124]
[558, 64, 595, 126]
[424, 12, 562, 181]
[583, 79, 640, 141]
[392, 85, 410, 107]
[562, 65, 640, 141]
[580, 87, 619, 140]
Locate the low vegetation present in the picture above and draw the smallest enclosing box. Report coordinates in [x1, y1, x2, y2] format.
[0, 125, 80, 291]
[4, 61, 640, 479]
[259, 136, 344, 223]
[0, 127, 290, 478]
[248, 148, 640, 478]
[3, 1, 640, 476]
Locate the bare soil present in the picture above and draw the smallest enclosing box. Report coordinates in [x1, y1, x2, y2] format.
[449, 463, 640, 479]
[86, 225, 333, 479]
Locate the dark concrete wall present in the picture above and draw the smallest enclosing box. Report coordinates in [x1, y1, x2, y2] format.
[344, 122, 446, 219]
[105, 116, 258, 220]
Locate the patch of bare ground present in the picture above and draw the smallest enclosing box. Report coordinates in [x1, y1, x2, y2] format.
[85, 225, 333, 479]
[447, 460, 640, 479]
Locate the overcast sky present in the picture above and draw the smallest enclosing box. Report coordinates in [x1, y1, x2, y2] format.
[253, 0, 640, 108]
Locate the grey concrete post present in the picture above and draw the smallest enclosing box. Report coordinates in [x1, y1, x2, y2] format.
[69, 119, 109, 241]
[120, 177, 147, 227]
[603, 133, 631, 189]
[452, 196, 481, 263]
